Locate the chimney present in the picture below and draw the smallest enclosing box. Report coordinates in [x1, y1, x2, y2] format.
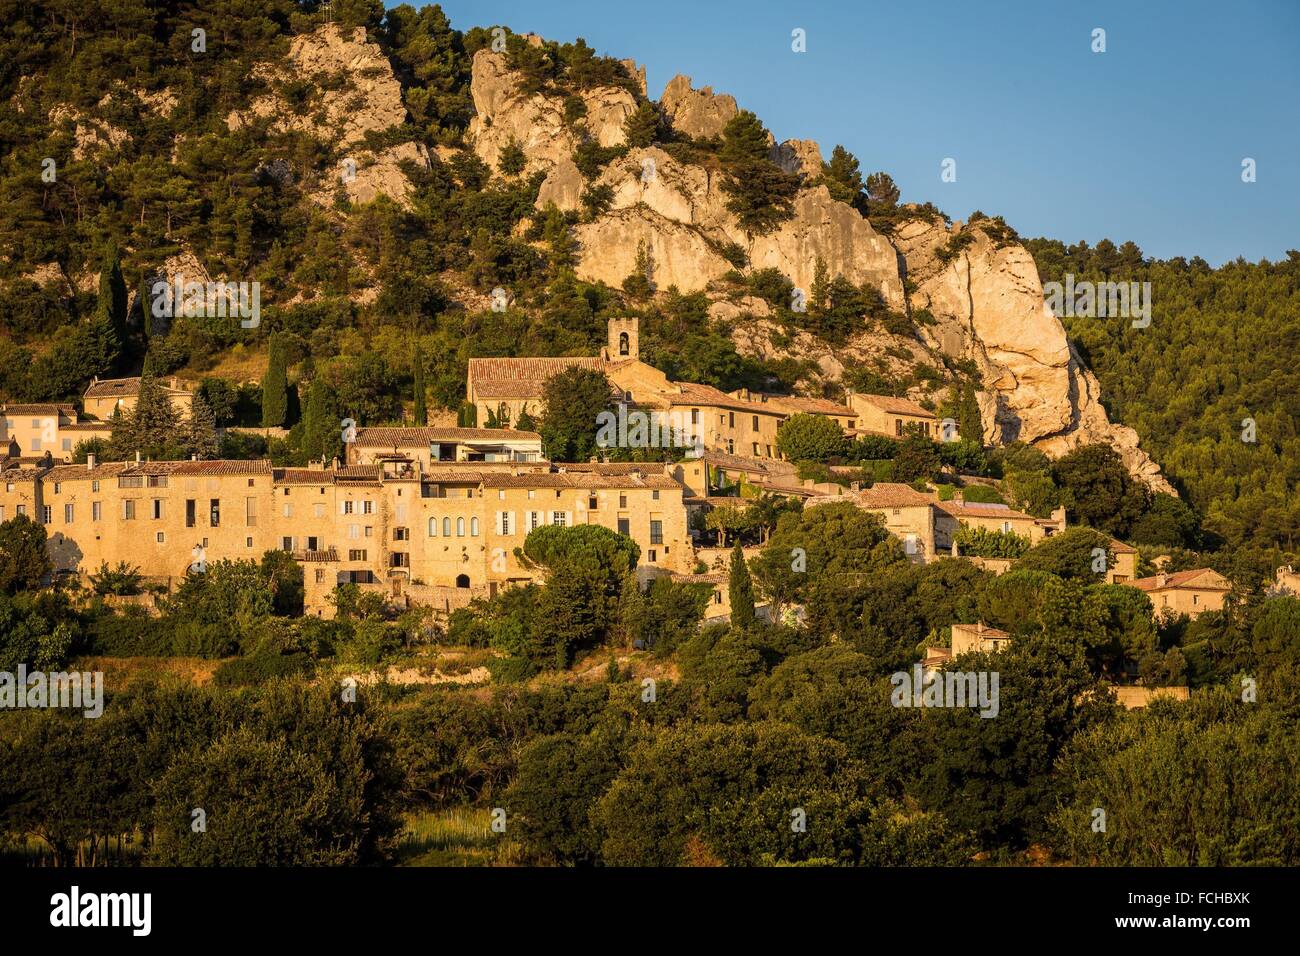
[135, 450, 141, 464]
[86, 453, 96, 470]
[953, 489, 964, 505]
[1156, 572, 1168, 588]
[191, 454, 198, 461]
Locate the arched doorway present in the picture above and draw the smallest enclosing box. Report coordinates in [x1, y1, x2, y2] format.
[455, 574, 470, 589]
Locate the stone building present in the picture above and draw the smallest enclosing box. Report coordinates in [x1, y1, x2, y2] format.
[83, 376, 194, 421]
[4, 453, 693, 618]
[1, 404, 112, 461]
[1131, 568, 1231, 618]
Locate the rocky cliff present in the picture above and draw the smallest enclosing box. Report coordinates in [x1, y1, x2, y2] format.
[466, 50, 1172, 490]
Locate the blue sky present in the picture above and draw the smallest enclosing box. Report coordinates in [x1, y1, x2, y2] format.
[418, 0, 1299, 265]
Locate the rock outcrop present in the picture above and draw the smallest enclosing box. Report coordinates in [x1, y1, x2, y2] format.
[468, 48, 637, 188]
[227, 24, 426, 209]
[770, 139, 824, 180]
[893, 217, 1174, 492]
[466, 41, 1170, 490]
[660, 74, 738, 139]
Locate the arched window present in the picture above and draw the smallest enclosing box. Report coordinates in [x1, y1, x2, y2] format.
[443, 517, 451, 536]
[470, 517, 479, 536]
[456, 517, 465, 536]
[618, 331, 630, 355]
[428, 516, 437, 536]
[455, 574, 470, 589]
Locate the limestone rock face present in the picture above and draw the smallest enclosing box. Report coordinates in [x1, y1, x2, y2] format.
[465, 42, 1169, 491]
[770, 139, 823, 180]
[230, 24, 408, 147]
[226, 24, 426, 208]
[660, 74, 738, 139]
[894, 217, 1174, 492]
[569, 148, 902, 304]
[469, 48, 636, 185]
[750, 186, 905, 310]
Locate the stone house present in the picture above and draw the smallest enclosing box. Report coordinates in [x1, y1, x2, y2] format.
[1130, 568, 1231, 618]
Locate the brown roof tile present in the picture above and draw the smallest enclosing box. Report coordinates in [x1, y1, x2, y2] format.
[852, 393, 937, 418]
[354, 426, 541, 446]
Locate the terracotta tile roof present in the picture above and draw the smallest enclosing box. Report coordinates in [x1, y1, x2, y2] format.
[482, 472, 681, 490]
[700, 450, 797, 475]
[60, 422, 114, 432]
[334, 465, 382, 482]
[668, 382, 777, 414]
[561, 462, 667, 474]
[2, 403, 75, 415]
[953, 622, 1011, 638]
[274, 468, 336, 485]
[851, 393, 936, 418]
[1109, 537, 1138, 554]
[354, 426, 541, 446]
[467, 356, 605, 396]
[761, 394, 856, 417]
[43, 459, 272, 480]
[850, 482, 936, 508]
[82, 377, 189, 399]
[1131, 568, 1231, 592]
[938, 500, 1036, 521]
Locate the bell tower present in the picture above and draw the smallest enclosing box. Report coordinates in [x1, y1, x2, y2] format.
[603, 316, 639, 361]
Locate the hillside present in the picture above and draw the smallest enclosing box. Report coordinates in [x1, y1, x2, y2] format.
[2, 1, 1297, 561]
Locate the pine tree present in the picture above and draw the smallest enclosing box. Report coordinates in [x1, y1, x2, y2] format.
[623, 101, 662, 148]
[823, 145, 864, 207]
[186, 394, 219, 459]
[113, 373, 182, 460]
[720, 110, 773, 164]
[865, 171, 901, 209]
[811, 256, 829, 313]
[413, 341, 428, 425]
[261, 334, 288, 428]
[728, 543, 756, 628]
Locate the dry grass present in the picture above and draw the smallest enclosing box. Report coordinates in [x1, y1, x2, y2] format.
[395, 808, 524, 867]
[74, 654, 225, 689]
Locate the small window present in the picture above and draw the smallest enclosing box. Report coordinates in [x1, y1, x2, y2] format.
[456, 517, 465, 536]
[156, 532, 165, 544]
[470, 517, 479, 536]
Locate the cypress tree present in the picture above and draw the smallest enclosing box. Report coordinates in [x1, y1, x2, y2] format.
[96, 241, 128, 365]
[957, 383, 984, 445]
[728, 543, 756, 628]
[413, 341, 428, 426]
[261, 334, 288, 427]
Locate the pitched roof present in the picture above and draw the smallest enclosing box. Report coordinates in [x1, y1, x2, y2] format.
[938, 500, 1037, 521]
[668, 382, 777, 414]
[44, 459, 273, 480]
[761, 394, 856, 417]
[700, 450, 798, 476]
[1131, 568, 1231, 592]
[354, 426, 541, 446]
[60, 421, 113, 432]
[852, 482, 936, 508]
[467, 356, 605, 397]
[952, 622, 1011, 638]
[852, 393, 937, 418]
[482, 472, 681, 490]
[2, 403, 75, 415]
[82, 377, 189, 399]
